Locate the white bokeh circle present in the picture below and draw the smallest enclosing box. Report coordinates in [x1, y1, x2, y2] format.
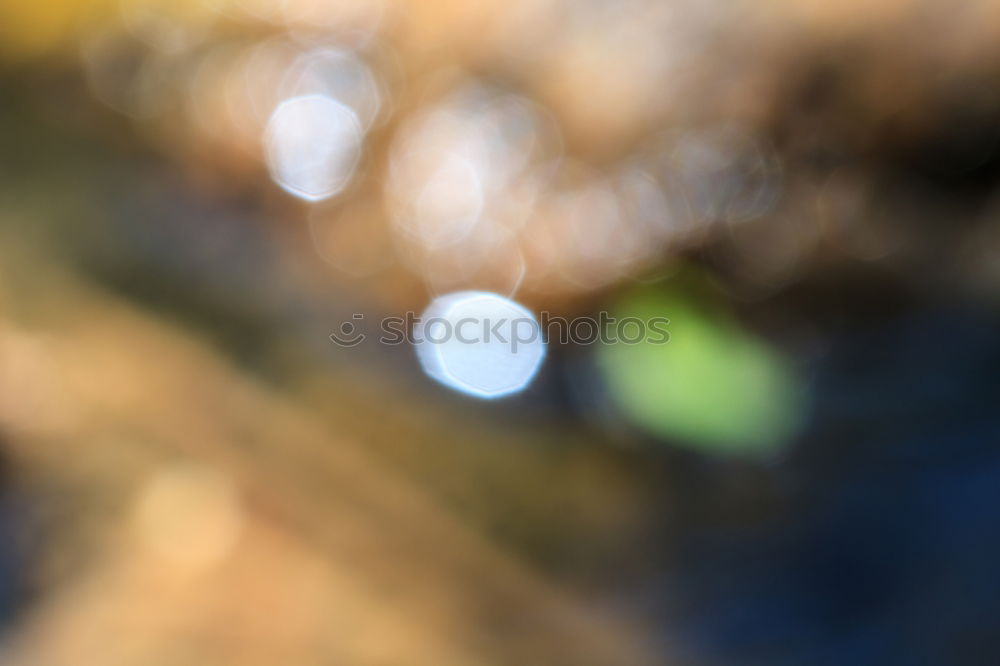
[414, 291, 545, 399]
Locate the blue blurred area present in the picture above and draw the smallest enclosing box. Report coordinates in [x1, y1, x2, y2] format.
[0, 499, 32, 627]
[662, 307, 1000, 666]
[0, 451, 36, 634]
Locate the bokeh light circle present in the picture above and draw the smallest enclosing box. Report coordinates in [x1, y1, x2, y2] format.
[414, 291, 546, 399]
[264, 93, 362, 201]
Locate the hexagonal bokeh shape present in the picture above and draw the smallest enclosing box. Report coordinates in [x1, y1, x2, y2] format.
[264, 93, 362, 202]
[414, 291, 546, 399]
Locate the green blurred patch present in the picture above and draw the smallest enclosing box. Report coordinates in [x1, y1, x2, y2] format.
[598, 281, 805, 458]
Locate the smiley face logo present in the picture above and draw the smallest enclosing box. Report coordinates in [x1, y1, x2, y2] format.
[329, 314, 366, 347]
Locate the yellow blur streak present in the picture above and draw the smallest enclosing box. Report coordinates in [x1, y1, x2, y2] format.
[0, 0, 117, 60]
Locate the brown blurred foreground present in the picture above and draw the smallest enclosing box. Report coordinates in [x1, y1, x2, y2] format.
[0, 239, 656, 666]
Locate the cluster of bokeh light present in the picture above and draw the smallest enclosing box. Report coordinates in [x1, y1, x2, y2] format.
[77, 0, 787, 297]
[75, 0, 801, 418]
